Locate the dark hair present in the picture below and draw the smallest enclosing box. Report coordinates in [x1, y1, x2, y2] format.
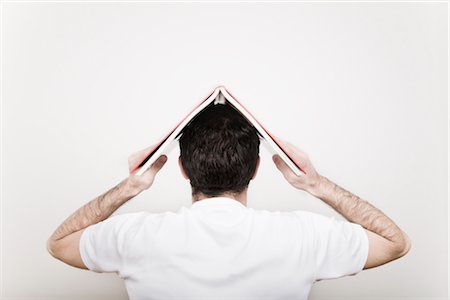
[179, 104, 260, 197]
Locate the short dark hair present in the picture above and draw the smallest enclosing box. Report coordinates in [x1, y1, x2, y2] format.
[179, 104, 260, 197]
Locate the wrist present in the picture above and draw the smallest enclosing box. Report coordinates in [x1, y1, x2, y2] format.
[123, 177, 143, 198]
[305, 174, 328, 198]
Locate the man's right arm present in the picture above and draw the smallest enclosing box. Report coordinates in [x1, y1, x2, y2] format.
[272, 141, 411, 269]
[308, 175, 411, 269]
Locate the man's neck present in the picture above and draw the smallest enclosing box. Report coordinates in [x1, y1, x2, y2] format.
[192, 190, 248, 206]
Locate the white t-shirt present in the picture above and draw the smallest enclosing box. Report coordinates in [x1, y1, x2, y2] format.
[80, 197, 369, 300]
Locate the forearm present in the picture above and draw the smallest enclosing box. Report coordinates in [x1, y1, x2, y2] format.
[308, 175, 408, 247]
[49, 178, 138, 242]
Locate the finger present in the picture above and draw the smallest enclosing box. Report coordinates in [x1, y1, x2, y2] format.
[271, 134, 286, 149]
[284, 141, 307, 157]
[280, 142, 308, 171]
[273, 136, 296, 157]
[144, 155, 168, 176]
[129, 155, 141, 173]
[128, 144, 158, 172]
[272, 155, 292, 175]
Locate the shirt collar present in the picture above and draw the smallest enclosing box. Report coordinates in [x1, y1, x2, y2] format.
[190, 196, 247, 210]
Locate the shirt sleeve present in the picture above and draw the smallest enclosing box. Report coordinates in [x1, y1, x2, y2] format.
[292, 210, 369, 281]
[79, 213, 139, 274]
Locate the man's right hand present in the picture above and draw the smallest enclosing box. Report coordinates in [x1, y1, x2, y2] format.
[272, 140, 321, 194]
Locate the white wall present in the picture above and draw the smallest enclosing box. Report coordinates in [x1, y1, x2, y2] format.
[1, 2, 447, 299]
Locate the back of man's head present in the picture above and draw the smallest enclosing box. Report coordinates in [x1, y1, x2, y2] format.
[179, 104, 260, 197]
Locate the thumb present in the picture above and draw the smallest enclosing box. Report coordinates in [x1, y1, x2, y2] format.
[144, 155, 168, 176]
[272, 155, 292, 175]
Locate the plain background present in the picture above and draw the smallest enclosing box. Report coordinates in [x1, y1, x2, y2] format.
[1, 1, 448, 299]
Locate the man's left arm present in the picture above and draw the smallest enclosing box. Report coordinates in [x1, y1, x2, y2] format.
[46, 154, 167, 269]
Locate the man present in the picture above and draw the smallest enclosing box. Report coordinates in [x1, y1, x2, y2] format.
[47, 104, 411, 299]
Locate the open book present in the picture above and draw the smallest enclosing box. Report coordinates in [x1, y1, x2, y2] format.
[130, 86, 305, 176]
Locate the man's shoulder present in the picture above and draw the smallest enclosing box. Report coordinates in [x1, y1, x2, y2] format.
[250, 208, 325, 219]
[250, 209, 346, 229]
[109, 208, 190, 223]
[105, 211, 167, 225]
